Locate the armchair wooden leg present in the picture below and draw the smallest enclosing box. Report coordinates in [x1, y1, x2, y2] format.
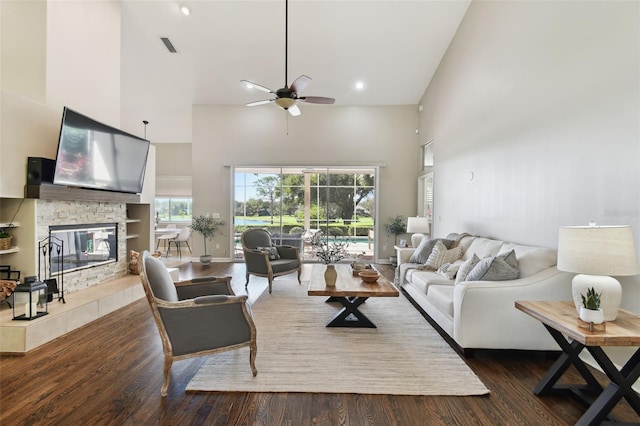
[161, 355, 173, 397]
[267, 272, 274, 294]
[250, 341, 258, 376]
[245, 273, 250, 288]
[297, 268, 301, 284]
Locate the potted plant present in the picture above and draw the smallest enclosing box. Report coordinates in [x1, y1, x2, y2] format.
[384, 215, 406, 264]
[579, 287, 604, 324]
[312, 238, 350, 287]
[190, 215, 224, 265]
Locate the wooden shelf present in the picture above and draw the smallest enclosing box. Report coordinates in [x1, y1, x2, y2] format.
[0, 247, 19, 255]
[125, 234, 139, 240]
[125, 219, 141, 224]
[25, 184, 140, 203]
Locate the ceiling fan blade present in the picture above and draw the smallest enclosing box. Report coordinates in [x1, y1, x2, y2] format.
[299, 96, 335, 105]
[290, 75, 311, 93]
[288, 104, 301, 116]
[241, 80, 274, 94]
[246, 99, 275, 107]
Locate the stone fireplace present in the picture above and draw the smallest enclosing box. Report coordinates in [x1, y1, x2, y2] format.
[36, 200, 128, 293]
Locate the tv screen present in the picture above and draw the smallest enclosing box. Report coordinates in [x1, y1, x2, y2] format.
[53, 107, 150, 194]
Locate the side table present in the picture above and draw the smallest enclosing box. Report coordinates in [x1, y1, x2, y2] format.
[516, 300, 640, 425]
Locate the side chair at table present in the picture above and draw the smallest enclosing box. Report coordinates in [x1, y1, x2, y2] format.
[139, 251, 257, 396]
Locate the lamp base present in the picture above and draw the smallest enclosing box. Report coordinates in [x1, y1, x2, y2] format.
[571, 274, 621, 321]
[411, 233, 428, 248]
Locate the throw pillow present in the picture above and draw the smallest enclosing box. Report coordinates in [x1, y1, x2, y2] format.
[436, 260, 463, 280]
[455, 254, 480, 285]
[425, 241, 463, 270]
[256, 246, 280, 260]
[408, 238, 453, 264]
[465, 250, 520, 282]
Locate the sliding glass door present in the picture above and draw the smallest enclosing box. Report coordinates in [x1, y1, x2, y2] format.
[233, 167, 376, 261]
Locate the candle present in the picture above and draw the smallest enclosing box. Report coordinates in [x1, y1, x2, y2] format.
[32, 302, 38, 316]
[24, 303, 30, 317]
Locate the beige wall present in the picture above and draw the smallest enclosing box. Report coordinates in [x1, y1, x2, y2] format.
[1, 0, 123, 197]
[419, 1, 640, 310]
[154, 143, 192, 196]
[192, 105, 420, 260]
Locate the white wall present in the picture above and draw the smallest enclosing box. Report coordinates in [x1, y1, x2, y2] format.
[419, 1, 640, 311]
[192, 105, 420, 260]
[1, 0, 123, 197]
[154, 143, 192, 196]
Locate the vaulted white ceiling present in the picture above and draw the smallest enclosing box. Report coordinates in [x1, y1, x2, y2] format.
[119, 0, 470, 143]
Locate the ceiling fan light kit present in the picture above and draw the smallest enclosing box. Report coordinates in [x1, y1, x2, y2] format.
[242, 0, 335, 116]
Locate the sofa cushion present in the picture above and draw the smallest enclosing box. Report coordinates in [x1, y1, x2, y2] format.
[436, 260, 463, 280]
[426, 241, 463, 270]
[466, 250, 520, 281]
[455, 254, 480, 284]
[408, 237, 453, 264]
[426, 285, 454, 317]
[497, 243, 557, 277]
[411, 270, 453, 290]
[462, 237, 504, 261]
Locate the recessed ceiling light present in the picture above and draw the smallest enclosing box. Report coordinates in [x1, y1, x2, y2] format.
[179, 5, 190, 16]
[355, 81, 365, 90]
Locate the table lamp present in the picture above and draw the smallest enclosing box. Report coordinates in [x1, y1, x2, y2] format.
[557, 224, 639, 321]
[406, 217, 430, 248]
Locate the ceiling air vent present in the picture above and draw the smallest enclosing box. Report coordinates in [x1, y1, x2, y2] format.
[160, 37, 178, 53]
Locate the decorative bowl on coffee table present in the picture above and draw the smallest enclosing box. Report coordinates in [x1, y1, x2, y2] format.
[359, 270, 380, 283]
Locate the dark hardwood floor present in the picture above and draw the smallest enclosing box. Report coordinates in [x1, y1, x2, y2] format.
[1, 262, 638, 425]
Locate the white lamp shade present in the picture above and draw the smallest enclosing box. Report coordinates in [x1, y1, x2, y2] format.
[406, 217, 430, 234]
[558, 225, 639, 321]
[557, 225, 639, 276]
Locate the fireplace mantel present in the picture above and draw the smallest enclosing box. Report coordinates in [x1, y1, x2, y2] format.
[25, 184, 140, 203]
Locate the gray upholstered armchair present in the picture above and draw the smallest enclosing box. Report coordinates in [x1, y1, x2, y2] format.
[241, 228, 301, 294]
[140, 251, 257, 397]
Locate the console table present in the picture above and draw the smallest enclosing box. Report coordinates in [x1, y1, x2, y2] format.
[515, 300, 640, 426]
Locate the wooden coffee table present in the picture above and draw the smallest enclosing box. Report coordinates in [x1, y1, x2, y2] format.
[307, 264, 399, 328]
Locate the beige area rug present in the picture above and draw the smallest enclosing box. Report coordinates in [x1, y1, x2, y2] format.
[186, 281, 490, 396]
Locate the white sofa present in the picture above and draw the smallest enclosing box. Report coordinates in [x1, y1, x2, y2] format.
[398, 234, 574, 356]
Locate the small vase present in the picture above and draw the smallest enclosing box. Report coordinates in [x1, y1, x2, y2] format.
[579, 307, 604, 324]
[324, 264, 337, 287]
[200, 254, 213, 265]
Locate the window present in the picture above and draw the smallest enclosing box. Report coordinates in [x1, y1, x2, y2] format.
[154, 197, 193, 223]
[233, 167, 377, 261]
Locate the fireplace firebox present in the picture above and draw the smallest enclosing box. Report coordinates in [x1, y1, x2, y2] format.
[48, 223, 118, 274]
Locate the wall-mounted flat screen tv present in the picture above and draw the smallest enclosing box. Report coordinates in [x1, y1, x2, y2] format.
[53, 107, 150, 194]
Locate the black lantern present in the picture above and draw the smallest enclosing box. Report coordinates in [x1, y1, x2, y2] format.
[13, 279, 48, 320]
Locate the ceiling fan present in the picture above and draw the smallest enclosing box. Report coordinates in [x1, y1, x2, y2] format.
[241, 0, 335, 116]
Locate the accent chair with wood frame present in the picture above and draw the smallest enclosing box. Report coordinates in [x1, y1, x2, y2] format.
[241, 228, 302, 294]
[140, 251, 257, 396]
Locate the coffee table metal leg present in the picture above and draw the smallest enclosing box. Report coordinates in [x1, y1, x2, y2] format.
[326, 296, 375, 328]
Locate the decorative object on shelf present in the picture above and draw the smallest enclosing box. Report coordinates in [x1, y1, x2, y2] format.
[406, 216, 430, 248]
[190, 214, 225, 265]
[0, 229, 12, 251]
[579, 287, 604, 324]
[324, 264, 337, 287]
[558, 224, 640, 321]
[13, 277, 48, 320]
